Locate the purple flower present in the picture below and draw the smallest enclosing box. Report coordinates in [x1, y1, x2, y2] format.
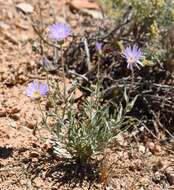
[48, 23, 72, 41]
[123, 45, 143, 71]
[96, 42, 102, 52]
[26, 81, 48, 99]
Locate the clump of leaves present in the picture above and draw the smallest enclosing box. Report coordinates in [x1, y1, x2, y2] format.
[41, 81, 138, 163]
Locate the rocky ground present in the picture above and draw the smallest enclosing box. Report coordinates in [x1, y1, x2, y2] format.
[0, 0, 174, 189]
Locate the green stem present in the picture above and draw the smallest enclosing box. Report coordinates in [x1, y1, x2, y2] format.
[61, 44, 67, 120]
[96, 54, 101, 110]
[61, 44, 66, 98]
[131, 69, 135, 90]
[38, 101, 50, 133]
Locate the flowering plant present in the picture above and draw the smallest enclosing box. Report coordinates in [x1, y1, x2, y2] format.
[26, 81, 48, 99]
[25, 15, 141, 164]
[48, 23, 72, 41]
[32, 80, 138, 163]
[123, 45, 143, 71]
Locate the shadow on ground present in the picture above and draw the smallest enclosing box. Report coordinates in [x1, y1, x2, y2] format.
[25, 152, 99, 189]
[0, 147, 13, 159]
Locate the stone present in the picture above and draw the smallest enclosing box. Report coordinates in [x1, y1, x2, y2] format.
[16, 3, 34, 14]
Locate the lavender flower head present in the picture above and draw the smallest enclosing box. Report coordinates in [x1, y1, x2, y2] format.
[26, 81, 48, 99]
[123, 45, 143, 71]
[48, 23, 72, 41]
[96, 42, 102, 52]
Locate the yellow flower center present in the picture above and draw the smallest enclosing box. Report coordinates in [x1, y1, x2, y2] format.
[128, 56, 136, 64]
[33, 90, 41, 98]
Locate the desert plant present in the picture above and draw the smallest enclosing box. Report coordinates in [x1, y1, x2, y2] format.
[41, 80, 138, 163]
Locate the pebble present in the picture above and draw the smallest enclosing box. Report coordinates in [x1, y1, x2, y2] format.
[16, 3, 34, 14]
[0, 21, 10, 30]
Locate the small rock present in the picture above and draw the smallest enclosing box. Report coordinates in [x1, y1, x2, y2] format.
[147, 141, 155, 152]
[29, 152, 39, 158]
[139, 144, 146, 153]
[16, 3, 34, 14]
[10, 120, 17, 128]
[147, 142, 161, 155]
[153, 171, 164, 183]
[0, 21, 10, 30]
[32, 157, 38, 163]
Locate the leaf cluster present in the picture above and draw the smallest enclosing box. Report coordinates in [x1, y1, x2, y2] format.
[42, 82, 138, 163]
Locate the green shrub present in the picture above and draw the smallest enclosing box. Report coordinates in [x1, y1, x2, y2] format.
[42, 82, 138, 163]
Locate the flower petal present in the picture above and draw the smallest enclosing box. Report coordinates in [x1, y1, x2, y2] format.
[48, 23, 72, 41]
[40, 83, 48, 96]
[123, 44, 143, 71]
[137, 60, 144, 66]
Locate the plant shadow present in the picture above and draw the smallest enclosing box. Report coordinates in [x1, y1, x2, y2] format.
[26, 151, 100, 189]
[45, 160, 99, 189]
